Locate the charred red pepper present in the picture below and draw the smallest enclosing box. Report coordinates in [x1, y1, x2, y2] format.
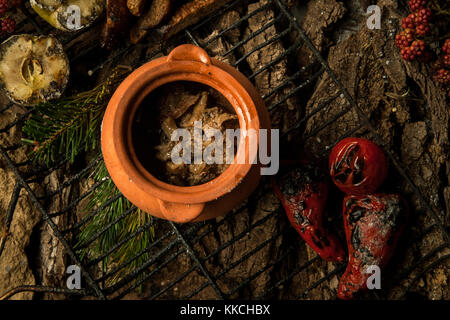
[338, 193, 408, 299]
[273, 162, 345, 262]
[329, 137, 388, 195]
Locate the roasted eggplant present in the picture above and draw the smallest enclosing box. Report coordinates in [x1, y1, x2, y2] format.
[0, 35, 69, 106]
[30, 0, 105, 31]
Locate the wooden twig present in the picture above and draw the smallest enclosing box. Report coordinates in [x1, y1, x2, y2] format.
[0, 286, 87, 300]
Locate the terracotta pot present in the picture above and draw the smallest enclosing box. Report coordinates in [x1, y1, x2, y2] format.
[101, 44, 271, 223]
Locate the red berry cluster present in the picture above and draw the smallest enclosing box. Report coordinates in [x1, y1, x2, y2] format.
[401, 8, 433, 36]
[397, 1, 450, 94]
[443, 39, 450, 67]
[0, 0, 21, 35]
[395, 28, 414, 49]
[434, 39, 450, 86]
[434, 69, 450, 85]
[401, 39, 427, 61]
[401, 13, 416, 29]
[396, 1, 433, 61]
[443, 38, 450, 54]
[414, 8, 432, 24]
[409, 0, 427, 11]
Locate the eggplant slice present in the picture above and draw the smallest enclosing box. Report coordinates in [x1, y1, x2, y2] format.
[31, 0, 105, 31]
[32, 0, 63, 11]
[0, 35, 70, 106]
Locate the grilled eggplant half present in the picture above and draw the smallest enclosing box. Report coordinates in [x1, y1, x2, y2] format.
[0, 35, 70, 106]
[31, 0, 105, 31]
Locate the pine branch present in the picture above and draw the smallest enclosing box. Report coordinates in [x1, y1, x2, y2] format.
[75, 160, 155, 286]
[22, 67, 156, 288]
[22, 69, 128, 166]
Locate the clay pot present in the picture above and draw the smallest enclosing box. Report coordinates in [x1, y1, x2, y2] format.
[101, 44, 271, 223]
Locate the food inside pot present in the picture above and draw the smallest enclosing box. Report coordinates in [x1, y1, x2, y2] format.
[132, 81, 239, 186]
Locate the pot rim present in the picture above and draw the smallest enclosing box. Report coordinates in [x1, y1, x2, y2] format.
[103, 48, 261, 204]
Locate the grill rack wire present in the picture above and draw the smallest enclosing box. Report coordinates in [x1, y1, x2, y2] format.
[0, 0, 448, 300]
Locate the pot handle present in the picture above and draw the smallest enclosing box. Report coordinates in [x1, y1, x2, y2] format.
[167, 44, 212, 65]
[157, 199, 205, 223]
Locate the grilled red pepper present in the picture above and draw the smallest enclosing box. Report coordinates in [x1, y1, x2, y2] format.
[338, 193, 408, 299]
[329, 138, 388, 195]
[273, 162, 345, 262]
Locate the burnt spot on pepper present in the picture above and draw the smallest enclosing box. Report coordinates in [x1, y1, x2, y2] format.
[312, 238, 324, 249]
[351, 225, 361, 250]
[293, 200, 306, 211]
[358, 247, 375, 264]
[318, 232, 331, 247]
[280, 174, 298, 196]
[333, 143, 368, 187]
[279, 163, 327, 196]
[330, 138, 389, 196]
[348, 208, 364, 223]
[335, 143, 358, 169]
[346, 144, 358, 162]
[354, 156, 364, 171]
[310, 231, 329, 250]
[345, 197, 358, 208]
[352, 169, 364, 186]
[293, 211, 304, 225]
[334, 172, 347, 184]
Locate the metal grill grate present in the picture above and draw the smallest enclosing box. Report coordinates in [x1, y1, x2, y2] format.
[0, 0, 448, 300]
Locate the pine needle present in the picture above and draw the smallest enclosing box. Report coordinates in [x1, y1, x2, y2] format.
[75, 160, 155, 287]
[21, 68, 156, 288]
[22, 69, 127, 166]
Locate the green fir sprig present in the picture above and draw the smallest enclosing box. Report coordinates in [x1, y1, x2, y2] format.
[22, 69, 127, 166]
[76, 160, 155, 286]
[21, 67, 156, 288]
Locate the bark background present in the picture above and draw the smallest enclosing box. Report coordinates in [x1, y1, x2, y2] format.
[0, 0, 448, 300]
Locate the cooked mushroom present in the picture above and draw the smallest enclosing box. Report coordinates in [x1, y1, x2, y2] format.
[180, 91, 208, 127]
[161, 116, 178, 137]
[152, 87, 238, 186]
[0, 35, 70, 106]
[30, 0, 105, 31]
